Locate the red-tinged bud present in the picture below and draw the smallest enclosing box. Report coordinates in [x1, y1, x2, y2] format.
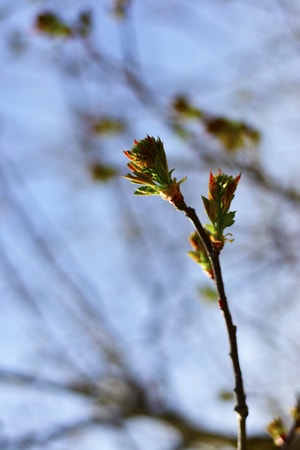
[189, 234, 201, 251]
[188, 231, 207, 252]
[123, 150, 132, 159]
[202, 170, 240, 250]
[127, 162, 136, 171]
[210, 238, 224, 251]
[235, 173, 242, 185]
[123, 136, 186, 197]
[187, 232, 214, 278]
[222, 173, 241, 212]
[267, 417, 287, 447]
[208, 171, 218, 200]
[160, 183, 185, 209]
[206, 268, 214, 279]
[274, 434, 286, 447]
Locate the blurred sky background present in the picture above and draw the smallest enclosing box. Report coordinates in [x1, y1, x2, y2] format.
[1, 1, 300, 449]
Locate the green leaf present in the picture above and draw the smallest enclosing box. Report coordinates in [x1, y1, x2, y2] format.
[134, 186, 158, 196]
[204, 224, 215, 235]
[221, 211, 236, 229]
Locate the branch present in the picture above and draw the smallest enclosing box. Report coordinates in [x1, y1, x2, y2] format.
[179, 201, 248, 450]
[123, 137, 248, 449]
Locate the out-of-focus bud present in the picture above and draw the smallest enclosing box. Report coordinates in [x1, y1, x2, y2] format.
[267, 417, 287, 447]
[35, 12, 72, 37]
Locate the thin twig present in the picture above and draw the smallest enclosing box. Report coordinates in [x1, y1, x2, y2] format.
[176, 200, 248, 450]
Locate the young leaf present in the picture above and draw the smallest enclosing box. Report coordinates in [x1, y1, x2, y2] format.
[123, 136, 186, 209]
[202, 171, 240, 249]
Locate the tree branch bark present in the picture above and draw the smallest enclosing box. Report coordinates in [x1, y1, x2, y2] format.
[177, 201, 248, 450]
